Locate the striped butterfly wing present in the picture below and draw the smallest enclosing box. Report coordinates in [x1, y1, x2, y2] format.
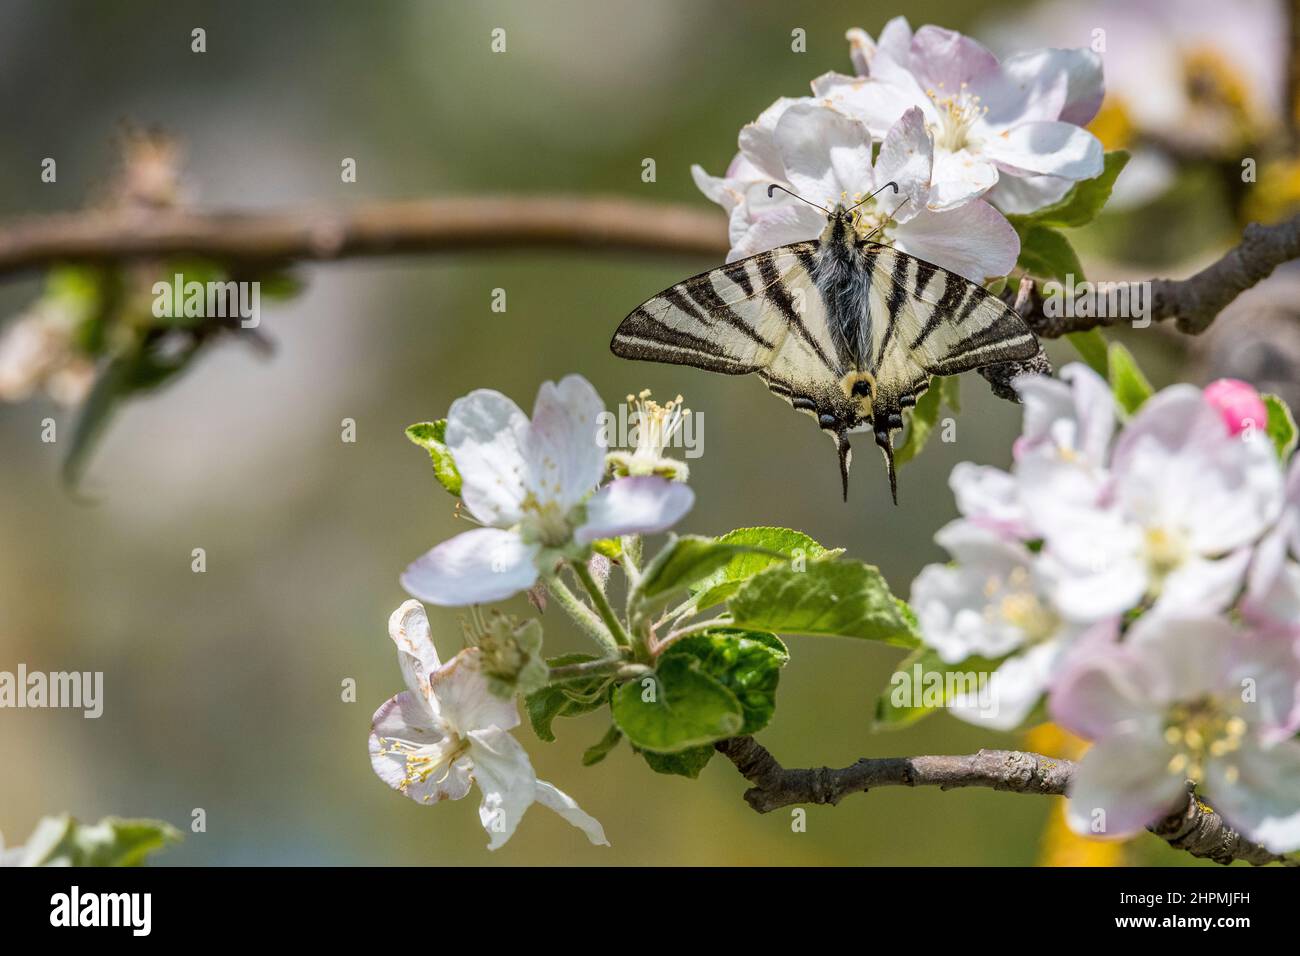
[610, 243, 851, 415]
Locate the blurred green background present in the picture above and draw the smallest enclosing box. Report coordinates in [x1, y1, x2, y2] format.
[0, 0, 1223, 864]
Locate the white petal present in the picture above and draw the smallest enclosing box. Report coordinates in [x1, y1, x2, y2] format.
[981, 121, 1103, 180]
[949, 641, 1063, 730]
[872, 107, 933, 217]
[985, 173, 1074, 215]
[1065, 730, 1188, 839]
[892, 199, 1018, 282]
[737, 97, 807, 182]
[535, 780, 609, 846]
[525, 374, 607, 512]
[949, 462, 1029, 537]
[906, 25, 1002, 96]
[1124, 613, 1238, 703]
[729, 201, 827, 260]
[926, 149, 1000, 210]
[430, 648, 521, 736]
[1153, 549, 1251, 617]
[401, 527, 540, 607]
[387, 600, 440, 701]
[1050, 643, 1154, 740]
[773, 103, 875, 207]
[812, 72, 933, 139]
[574, 476, 694, 544]
[368, 692, 472, 805]
[445, 388, 530, 526]
[1205, 738, 1300, 853]
[986, 48, 1102, 127]
[467, 726, 538, 850]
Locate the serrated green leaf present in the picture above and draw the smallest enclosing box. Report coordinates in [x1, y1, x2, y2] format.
[525, 654, 606, 742]
[874, 648, 1009, 731]
[1067, 328, 1110, 376]
[727, 561, 918, 647]
[611, 655, 743, 753]
[582, 724, 623, 766]
[1008, 151, 1131, 229]
[662, 628, 787, 735]
[687, 527, 842, 611]
[1016, 224, 1084, 285]
[405, 420, 462, 496]
[15, 815, 180, 867]
[1107, 341, 1153, 415]
[634, 535, 766, 605]
[1264, 393, 1298, 461]
[641, 744, 715, 777]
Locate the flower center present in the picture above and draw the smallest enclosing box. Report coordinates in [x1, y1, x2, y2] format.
[982, 565, 1059, 644]
[925, 82, 986, 152]
[629, 389, 688, 461]
[519, 493, 576, 548]
[1143, 525, 1190, 585]
[1163, 696, 1247, 785]
[376, 733, 471, 801]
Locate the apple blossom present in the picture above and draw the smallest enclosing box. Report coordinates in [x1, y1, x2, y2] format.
[369, 601, 608, 850]
[813, 18, 1104, 213]
[1203, 377, 1269, 436]
[1051, 613, 1300, 852]
[401, 374, 694, 606]
[694, 100, 1018, 282]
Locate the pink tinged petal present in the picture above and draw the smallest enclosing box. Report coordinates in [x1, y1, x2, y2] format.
[401, 527, 540, 607]
[976, 50, 1069, 128]
[812, 71, 936, 140]
[1153, 549, 1251, 617]
[906, 25, 1001, 95]
[982, 121, 1103, 180]
[892, 199, 1017, 283]
[1065, 730, 1189, 839]
[990, 48, 1103, 127]
[534, 780, 609, 846]
[525, 374, 607, 512]
[737, 97, 807, 181]
[430, 648, 520, 736]
[388, 600, 441, 702]
[1228, 632, 1300, 738]
[368, 692, 472, 805]
[729, 201, 827, 260]
[445, 388, 530, 526]
[1204, 738, 1300, 853]
[873, 106, 933, 217]
[1050, 644, 1155, 741]
[773, 103, 875, 207]
[575, 476, 694, 544]
[846, 27, 875, 76]
[985, 173, 1074, 215]
[1243, 551, 1300, 633]
[1124, 613, 1238, 702]
[949, 462, 1029, 537]
[1203, 378, 1269, 436]
[926, 149, 1000, 210]
[466, 726, 537, 850]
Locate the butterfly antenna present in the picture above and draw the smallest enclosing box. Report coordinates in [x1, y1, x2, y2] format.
[845, 180, 899, 214]
[860, 197, 912, 244]
[767, 183, 831, 215]
[835, 431, 853, 502]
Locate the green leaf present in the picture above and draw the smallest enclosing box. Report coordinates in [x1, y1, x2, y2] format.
[1067, 328, 1110, 376]
[611, 655, 743, 753]
[634, 535, 766, 605]
[662, 628, 788, 735]
[874, 647, 1008, 731]
[1008, 151, 1131, 229]
[894, 375, 960, 467]
[582, 724, 623, 766]
[1015, 224, 1084, 285]
[1264, 393, 1298, 461]
[641, 745, 715, 778]
[687, 527, 842, 611]
[525, 654, 607, 742]
[727, 561, 918, 647]
[15, 815, 180, 867]
[1107, 341, 1153, 415]
[405, 420, 462, 496]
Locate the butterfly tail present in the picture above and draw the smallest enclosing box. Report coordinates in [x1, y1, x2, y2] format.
[875, 430, 898, 506]
[835, 432, 853, 502]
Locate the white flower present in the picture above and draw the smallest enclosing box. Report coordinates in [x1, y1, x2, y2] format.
[369, 601, 608, 850]
[911, 519, 1116, 729]
[0, 303, 95, 406]
[813, 17, 1104, 213]
[1030, 382, 1283, 619]
[1052, 613, 1300, 852]
[401, 374, 694, 606]
[1244, 455, 1300, 635]
[695, 100, 1018, 282]
[607, 389, 692, 481]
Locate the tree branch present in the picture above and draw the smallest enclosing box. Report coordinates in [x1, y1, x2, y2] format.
[715, 735, 1295, 867]
[0, 195, 728, 279]
[1022, 213, 1300, 337]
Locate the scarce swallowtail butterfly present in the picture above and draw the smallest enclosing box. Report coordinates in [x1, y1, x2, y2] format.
[610, 183, 1040, 504]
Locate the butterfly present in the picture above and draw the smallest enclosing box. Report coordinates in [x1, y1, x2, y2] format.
[610, 183, 1040, 504]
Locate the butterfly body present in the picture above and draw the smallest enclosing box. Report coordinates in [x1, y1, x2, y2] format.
[611, 203, 1038, 504]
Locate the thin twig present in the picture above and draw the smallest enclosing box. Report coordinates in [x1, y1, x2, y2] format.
[0, 196, 728, 278]
[715, 735, 1294, 867]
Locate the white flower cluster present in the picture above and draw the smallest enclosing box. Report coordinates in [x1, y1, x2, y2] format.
[694, 17, 1105, 281]
[911, 365, 1300, 851]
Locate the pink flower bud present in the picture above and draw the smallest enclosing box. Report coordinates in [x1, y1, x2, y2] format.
[1203, 378, 1268, 436]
